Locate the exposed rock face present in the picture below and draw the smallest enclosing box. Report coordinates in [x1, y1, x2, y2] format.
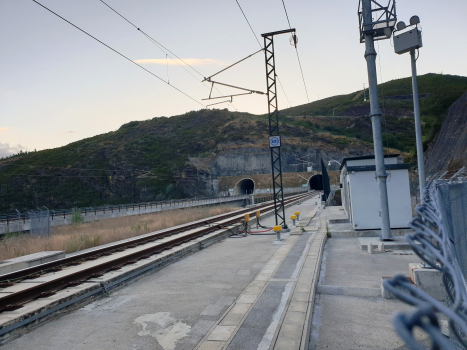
[195, 147, 368, 176]
[425, 92, 467, 175]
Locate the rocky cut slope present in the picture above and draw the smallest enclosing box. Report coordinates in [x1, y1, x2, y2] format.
[425, 92, 467, 175]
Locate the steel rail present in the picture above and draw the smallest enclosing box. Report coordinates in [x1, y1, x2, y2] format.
[1, 195, 303, 283]
[0, 192, 315, 312]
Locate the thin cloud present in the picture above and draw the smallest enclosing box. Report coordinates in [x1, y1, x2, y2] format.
[60, 130, 76, 134]
[0, 127, 9, 132]
[0, 142, 26, 158]
[134, 58, 225, 66]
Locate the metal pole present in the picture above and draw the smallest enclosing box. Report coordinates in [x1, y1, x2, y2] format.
[410, 49, 426, 200]
[362, 0, 391, 240]
[263, 35, 288, 230]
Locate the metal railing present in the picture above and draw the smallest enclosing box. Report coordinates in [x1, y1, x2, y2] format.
[0, 190, 308, 231]
[0, 194, 246, 227]
[384, 179, 467, 349]
[29, 208, 50, 236]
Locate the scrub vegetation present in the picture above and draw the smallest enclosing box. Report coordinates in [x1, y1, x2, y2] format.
[0, 205, 239, 261]
[281, 73, 467, 158]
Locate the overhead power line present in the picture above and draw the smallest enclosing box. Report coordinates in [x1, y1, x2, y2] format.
[277, 75, 291, 108]
[281, 0, 292, 28]
[294, 49, 310, 103]
[235, 0, 262, 49]
[280, 0, 310, 103]
[99, 0, 239, 111]
[99, 0, 204, 80]
[234, 0, 294, 109]
[32, 0, 205, 108]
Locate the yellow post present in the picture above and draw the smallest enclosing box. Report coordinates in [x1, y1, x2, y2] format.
[294, 211, 300, 220]
[290, 215, 297, 226]
[273, 225, 282, 241]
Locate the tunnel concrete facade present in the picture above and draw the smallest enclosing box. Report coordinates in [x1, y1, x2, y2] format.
[233, 178, 255, 195]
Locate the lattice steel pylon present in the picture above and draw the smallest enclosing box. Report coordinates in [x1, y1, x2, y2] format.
[262, 29, 296, 229]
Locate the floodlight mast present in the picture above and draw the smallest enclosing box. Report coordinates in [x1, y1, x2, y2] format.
[393, 16, 425, 201]
[262, 28, 296, 231]
[410, 50, 426, 200]
[359, 0, 396, 241]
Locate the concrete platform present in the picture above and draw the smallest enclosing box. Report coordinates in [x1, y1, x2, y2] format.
[2, 197, 425, 350]
[0, 251, 65, 276]
[357, 236, 413, 251]
[1, 196, 324, 349]
[328, 223, 413, 238]
[309, 232, 429, 349]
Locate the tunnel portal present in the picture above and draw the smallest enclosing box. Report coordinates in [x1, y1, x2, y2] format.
[309, 174, 323, 191]
[234, 178, 255, 195]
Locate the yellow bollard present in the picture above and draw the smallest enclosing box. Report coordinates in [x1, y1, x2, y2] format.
[294, 211, 300, 221]
[290, 215, 297, 226]
[256, 210, 260, 228]
[273, 225, 282, 241]
[244, 213, 250, 222]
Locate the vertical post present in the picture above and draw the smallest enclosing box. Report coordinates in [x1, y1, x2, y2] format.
[362, 0, 391, 240]
[410, 49, 426, 200]
[264, 35, 288, 230]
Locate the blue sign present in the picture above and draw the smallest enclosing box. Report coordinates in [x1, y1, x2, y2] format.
[269, 136, 281, 148]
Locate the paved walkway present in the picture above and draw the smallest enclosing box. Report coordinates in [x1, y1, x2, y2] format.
[4, 196, 323, 350]
[308, 207, 427, 350]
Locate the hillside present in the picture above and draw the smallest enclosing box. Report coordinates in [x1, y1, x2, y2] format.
[1, 73, 466, 212]
[0, 109, 378, 212]
[281, 73, 467, 156]
[425, 91, 467, 175]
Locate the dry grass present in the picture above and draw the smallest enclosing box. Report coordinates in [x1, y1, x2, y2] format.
[0, 206, 240, 261]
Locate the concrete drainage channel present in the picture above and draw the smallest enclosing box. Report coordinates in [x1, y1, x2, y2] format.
[0, 193, 312, 344]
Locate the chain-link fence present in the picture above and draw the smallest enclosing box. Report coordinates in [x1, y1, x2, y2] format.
[383, 174, 467, 349]
[28, 208, 50, 236]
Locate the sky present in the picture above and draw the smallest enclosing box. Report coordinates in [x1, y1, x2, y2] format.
[1, 0, 466, 157]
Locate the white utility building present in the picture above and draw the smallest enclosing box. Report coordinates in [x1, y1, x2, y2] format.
[340, 155, 412, 230]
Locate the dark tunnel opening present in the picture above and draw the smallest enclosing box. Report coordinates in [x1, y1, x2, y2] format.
[235, 178, 255, 195]
[309, 174, 323, 191]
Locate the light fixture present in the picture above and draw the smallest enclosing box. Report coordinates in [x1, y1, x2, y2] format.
[410, 16, 420, 26]
[396, 21, 406, 31]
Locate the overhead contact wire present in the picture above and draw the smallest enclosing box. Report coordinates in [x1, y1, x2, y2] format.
[234, 0, 294, 108]
[280, 0, 310, 103]
[99, 0, 238, 110]
[235, 0, 262, 49]
[277, 75, 291, 108]
[281, 0, 292, 29]
[32, 0, 205, 107]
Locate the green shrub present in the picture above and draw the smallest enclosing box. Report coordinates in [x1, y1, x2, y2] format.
[71, 209, 84, 225]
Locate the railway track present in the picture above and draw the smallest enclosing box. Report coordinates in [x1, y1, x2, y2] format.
[0, 192, 316, 314]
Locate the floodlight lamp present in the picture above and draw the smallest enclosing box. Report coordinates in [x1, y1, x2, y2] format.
[358, 0, 396, 43]
[384, 28, 392, 38]
[396, 21, 406, 31]
[410, 16, 420, 25]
